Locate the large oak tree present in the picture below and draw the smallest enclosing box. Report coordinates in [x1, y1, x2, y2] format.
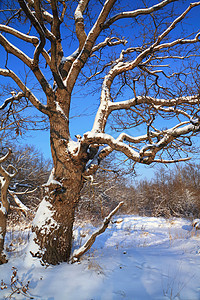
[0, 0, 200, 265]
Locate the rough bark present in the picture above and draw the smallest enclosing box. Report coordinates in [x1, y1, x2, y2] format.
[31, 159, 84, 265]
[0, 149, 17, 264]
[0, 210, 7, 264]
[30, 108, 86, 265]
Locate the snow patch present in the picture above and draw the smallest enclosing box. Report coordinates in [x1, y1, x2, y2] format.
[192, 218, 200, 229]
[0, 203, 7, 215]
[0, 227, 3, 240]
[55, 101, 68, 121]
[44, 168, 62, 188]
[1, 215, 200, 299]
[32, 198, 56, 233]
[67, 139, 80, 155]
[0, 176, 6, 188]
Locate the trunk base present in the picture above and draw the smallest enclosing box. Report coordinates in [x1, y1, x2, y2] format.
[0, 253, 8, 265]
[0, 211, 7, 265]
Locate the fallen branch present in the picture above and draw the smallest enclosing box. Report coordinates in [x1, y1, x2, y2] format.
[71, 201, 124, 263]
[8, 190, 30, 215]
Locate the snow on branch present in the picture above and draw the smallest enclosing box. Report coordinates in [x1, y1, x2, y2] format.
[108, 95, 200, 112]
[153, 157, 192, 163]
[83, 115, 200, 172]
[91, 91, 200, 134]
[71, 201, 124, 262]
[0, 148, 12, 164]
[0, 92, 24, 110]
[97, 2, 200, 94]
[83, 131, 140, 161]
[0, 33, 32, 67]
[65, 0, 118, 92]
[0, 25, 39, 45]
[91, 37, 127, 53]
[138, 122, 200, 163]
[8, 190, 29, 215]
[74, 0, 89, 50]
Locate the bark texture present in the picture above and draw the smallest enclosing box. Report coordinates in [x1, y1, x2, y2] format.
[0, 149, 17, 264]
[31, 112, 86, 265]
[32, 161, 84, 265]
[0, 210, 7, 264]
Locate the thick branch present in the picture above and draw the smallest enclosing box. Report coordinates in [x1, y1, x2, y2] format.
[92, 94, 200, 133]
[154, 157, 191, 163]
[0, 25, 39, 45]
[65, 0, 117, 92]
[0, 32, 53, 97]
[0, 148, 12, 164]
[83, 131, 140, 161]
[18, 0, 46, 66]
[97, 2, 200, 105]
[139, 122, 200, 163]
[109, 95, 200, 112]
[74, 0, 89, 50]
[0, 33, 32, 67]
[48, 0, 66, 88]
[83, 116, 200, 167]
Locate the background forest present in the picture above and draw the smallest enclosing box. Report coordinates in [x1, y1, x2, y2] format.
[3, 142, 199, 230]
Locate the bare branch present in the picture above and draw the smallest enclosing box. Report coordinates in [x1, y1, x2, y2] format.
[153, 157, 191, 163]
[152, 2, 200, 49]
[60, 1, 67, 22]
[71, 201, 124, 262]
[65, 0, 117, 92]
[0, 33, 32, 67]
[18, 0, 46, 67]
[0, 92, 24, 110]
[0, 148, 12, 164]
[0, 25, 39, 45]
[91, 37, 127, 54]
[0, 68, 50, 116]
[103, 0, 178, 28]
[8, 190, 29, 214]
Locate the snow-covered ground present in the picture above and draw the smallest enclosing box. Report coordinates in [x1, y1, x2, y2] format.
[1, 215, 200, 299]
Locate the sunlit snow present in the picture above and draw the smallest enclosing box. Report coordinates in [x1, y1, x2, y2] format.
[1, 215, 200, 299]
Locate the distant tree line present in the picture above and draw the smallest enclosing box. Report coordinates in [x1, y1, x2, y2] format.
[78, 160, 200, 222]
[4, 144, 199, 228]
[0, 142, 51, 226]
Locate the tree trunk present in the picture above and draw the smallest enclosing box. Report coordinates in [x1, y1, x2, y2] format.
[0, 210, 8, 264]
[31, 112, 85, 265]
[0, 150, 15, 265]
[31, 160, 84, 265]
